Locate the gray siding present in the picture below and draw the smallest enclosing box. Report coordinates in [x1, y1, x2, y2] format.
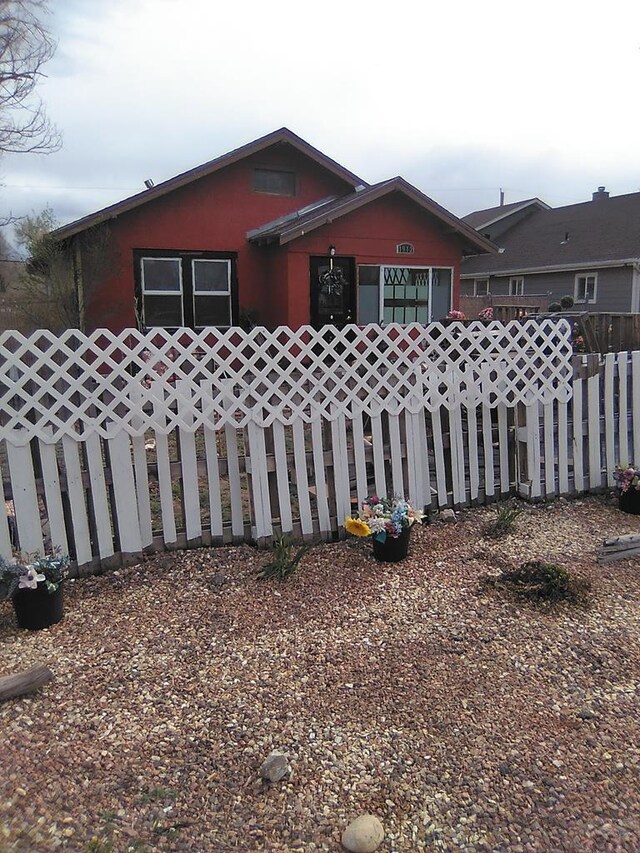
[461, 265, 634, 312]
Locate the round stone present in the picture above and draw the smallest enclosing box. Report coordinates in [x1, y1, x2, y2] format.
[341, 814, 384, 852]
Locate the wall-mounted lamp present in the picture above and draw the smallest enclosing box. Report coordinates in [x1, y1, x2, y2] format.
[329, 245, 336, 257]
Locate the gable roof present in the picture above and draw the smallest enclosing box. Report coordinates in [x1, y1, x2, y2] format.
[462, 190, 640, 276]
[462, 197, 550, 230]
[248, 177, 496, 255]
[51, 128, 366, 242]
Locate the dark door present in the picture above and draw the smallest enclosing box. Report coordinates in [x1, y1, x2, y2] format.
[310, 256, 356, 328]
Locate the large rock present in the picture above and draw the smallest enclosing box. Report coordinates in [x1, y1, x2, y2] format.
[341, 814, 384, 852]
[259, 750, 290, 782]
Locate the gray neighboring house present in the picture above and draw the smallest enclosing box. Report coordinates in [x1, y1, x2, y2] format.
[461, 188, 640, 313]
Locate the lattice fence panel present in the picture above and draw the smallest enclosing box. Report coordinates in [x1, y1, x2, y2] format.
[0, 320, 572, 444]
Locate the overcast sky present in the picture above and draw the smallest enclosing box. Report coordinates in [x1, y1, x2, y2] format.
[2, 0, 640, 237]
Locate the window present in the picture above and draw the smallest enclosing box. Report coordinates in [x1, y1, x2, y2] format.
[253, 168, 296, 196]
[357, 265, 453, 324]
[474, 278, 489, 296]
[509, 277, 525, 296]
[136, 250, 236, 329]
[575, 273, 597, 304]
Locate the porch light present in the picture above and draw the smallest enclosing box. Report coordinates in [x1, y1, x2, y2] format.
[329, 245, 336, 257]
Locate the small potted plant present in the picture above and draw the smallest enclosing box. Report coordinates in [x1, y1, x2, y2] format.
[344, 496, 424, 562]
[0, 553, 69, 630]
[478, 306, 494, 322]
[613, 464, 640, 514]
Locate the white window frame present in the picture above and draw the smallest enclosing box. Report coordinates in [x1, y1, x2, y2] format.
[509, 276, 525, 296]
[474, 278, 489, 296]
[140, 256, 184, 327]
[192, 258, 232, 328]
[377, 265, 454, 324]
[574, 273, 597, 304]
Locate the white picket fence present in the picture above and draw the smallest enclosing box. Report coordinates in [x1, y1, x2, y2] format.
[0, 320, 632, 572]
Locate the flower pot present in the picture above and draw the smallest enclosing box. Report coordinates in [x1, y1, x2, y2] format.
[12, 582, 64, 630]
[372, 528, 411, 563]
[619, 488, 640, 515]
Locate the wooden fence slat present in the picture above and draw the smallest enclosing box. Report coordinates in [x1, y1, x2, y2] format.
[388, 413, 404, 499]
[0, 470, 14, 561]
[292, 419, 313, 537]
[61, 434, 93, 566]
[587, 371, 601, 489]
[618, 352, 629, 465]
[431, 408, 448, 507]
[246, 419, 272, 542]
[633, 352, 640, 463]
[177, 381, 202, 542]
[572, 377, 584, 494]
[203, 424, 223, 539]
[525, 402, 541, 499]
[557, 400, 569, 495]
[38, 435, 69, 556]
[466, 405, 480, 502]
[351, 411, 368, 508]
[330, 411, 351, 526]
[106, 431, 142, 555]
[449, 404, 465, 506]
[543, 401, 556, 497]
[370, 406, 387, 499]
[310, 419, 331, 534]
[130, 385, 153, 549]
[497, 404, 510, 496]
[83, 433, 113, 560]
[603, 354, 616, 487]
[482, 404, 495, 499]
[272, 420, 294, 534]
[6, 440, 43, 556]
[150, 384, 177, 545]
[220, 381, 244, 540]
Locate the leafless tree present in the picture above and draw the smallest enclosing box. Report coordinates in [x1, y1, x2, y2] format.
[0, 0, 60, 155]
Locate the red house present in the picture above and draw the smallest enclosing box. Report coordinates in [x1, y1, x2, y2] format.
[52, 128, 495, 332]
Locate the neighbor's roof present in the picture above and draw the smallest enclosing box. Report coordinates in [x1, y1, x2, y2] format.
[248, 177, 497, 255]
[462, 197, 550, 230]
[462, 191, 640, 276]
[51, 128, 366, 241]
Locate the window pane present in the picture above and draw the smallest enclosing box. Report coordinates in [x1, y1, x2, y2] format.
[193, 260, 229, 293]
[405, 306, 417, 323]
[358, 266, 380, 286]
[393, 307, 404, 322]
[194, 295, 231, 327]
[358, 286, 380, 324]
[254, 168, 296, 195]
[384, 285, 394, 298]
[417, 306, 429, 322]
[383, 307, 393, 323]
[144, 295, 182, 326]
[405, 285, 417, 300]
[142, 258, 181, 292]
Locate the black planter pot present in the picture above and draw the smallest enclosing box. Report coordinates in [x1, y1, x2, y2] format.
[12, 582, 64, 630]
[619, 488, 640, 515]
[371, 528, 411, 563]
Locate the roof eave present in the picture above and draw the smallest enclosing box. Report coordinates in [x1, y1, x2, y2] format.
[461, 257, 640, 277]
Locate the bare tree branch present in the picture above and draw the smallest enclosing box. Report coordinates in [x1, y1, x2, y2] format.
[0, 0, 60, 155]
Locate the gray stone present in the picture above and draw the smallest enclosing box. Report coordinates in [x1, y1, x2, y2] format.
[259, 750, 290, 782]
[341, 814, 384, 852]
[578, 707, 596, 720]
[440, 508, 457, 523]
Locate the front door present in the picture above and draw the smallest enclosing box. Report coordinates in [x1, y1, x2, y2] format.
[310, 256, 356, 328]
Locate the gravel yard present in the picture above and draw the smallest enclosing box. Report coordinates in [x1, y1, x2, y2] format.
[1, 495, 639, 853]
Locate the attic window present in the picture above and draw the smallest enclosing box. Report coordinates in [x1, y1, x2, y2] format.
[396, 242, 415, 255]
[254, 168, 296, 196]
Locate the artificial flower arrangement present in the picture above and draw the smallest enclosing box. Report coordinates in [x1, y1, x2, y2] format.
[446, 309, 466, 321]
[478, 306, 494, 321]
[344, 496, 424, 543]
[0, 553, 69, 601]
[613, 464, 640, 494]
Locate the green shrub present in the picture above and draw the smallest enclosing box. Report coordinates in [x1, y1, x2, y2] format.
[560, 294, 574, 309]
[256, 534, 313, 581]
[482, 504, 524, 539]
[487, 559, 591, 604]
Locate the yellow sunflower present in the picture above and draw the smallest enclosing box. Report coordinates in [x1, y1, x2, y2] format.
[344, 516, 372, 537]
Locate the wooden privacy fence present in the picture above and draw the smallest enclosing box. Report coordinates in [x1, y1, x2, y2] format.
[0, 319, 629, 573]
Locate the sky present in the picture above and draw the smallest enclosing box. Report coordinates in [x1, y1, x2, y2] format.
[2, 0, 640, 240]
